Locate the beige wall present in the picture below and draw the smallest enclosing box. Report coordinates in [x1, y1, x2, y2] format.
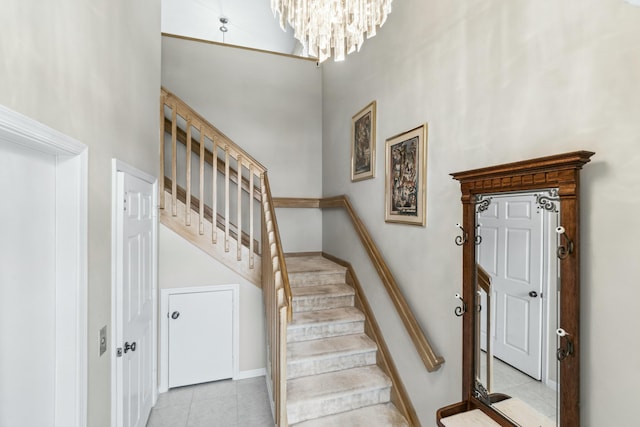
[0, 1, 161, 426]
[321, 0, 640, 425]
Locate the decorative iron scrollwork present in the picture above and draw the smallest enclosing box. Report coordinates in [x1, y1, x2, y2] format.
[535, 189, 559, 212]
[555, 225, 575, 259]
[474, 380, 491, 406]
[455, 224, 468, 246]
[475, 223, 482, 245]
[475, 195, 492, 213]
[454, 293, 467, 316]
[556, 328, 574, 361]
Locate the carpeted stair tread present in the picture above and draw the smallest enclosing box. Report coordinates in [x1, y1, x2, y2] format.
[288, 365, 391, 402]
[287, 366, 392, 424]
[287, 334, 378, 379]
[291, 283, 354, 298]
[289, 306, 364, 326]
[291, 402, 410, 427]
[291, 283, 355, 312]
[286, 255, 347, 287]
[288, 333, 376, 361]
[285, 254, 346, 275]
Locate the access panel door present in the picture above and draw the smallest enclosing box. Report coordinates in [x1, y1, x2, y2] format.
[168, 290, 233, 388]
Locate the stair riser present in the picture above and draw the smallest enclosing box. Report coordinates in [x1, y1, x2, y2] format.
[287, 351, 377, 379]
[288, 321, 364, 343]
[289, 272, 346, 287]
[292, 295, 354, 313]
[287, 387, 391, 425]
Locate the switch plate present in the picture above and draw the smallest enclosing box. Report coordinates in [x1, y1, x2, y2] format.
[99, 326, 107, 356]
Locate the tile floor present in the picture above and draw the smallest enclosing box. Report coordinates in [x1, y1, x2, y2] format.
[492, 358, 557, 421]
[146, 376, 275, 427]
[480, 355, 557, 421]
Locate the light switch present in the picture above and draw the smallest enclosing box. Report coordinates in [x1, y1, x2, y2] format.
[99, 326, 107, 356]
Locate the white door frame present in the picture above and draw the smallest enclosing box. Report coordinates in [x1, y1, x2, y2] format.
[111, 159, 158, 427]
[0, 105, 88, 427]
[159, 284, 240, 393]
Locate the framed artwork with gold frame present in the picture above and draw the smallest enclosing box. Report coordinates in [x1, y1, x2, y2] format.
[351, 101, 376, 181]
[385, 124, 427, 226]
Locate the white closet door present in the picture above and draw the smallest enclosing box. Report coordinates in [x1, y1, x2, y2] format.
[168, 290, 234, 388]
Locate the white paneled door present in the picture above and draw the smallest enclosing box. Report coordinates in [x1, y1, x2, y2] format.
[478, 194, 544, 379]
[168, 290, 234, 388]
[115, 169, 156, 427]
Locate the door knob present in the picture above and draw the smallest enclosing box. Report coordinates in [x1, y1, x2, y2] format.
[171, 311, 180, 320]
[124, 341, 137, 353]
[528, 291, 538, 298]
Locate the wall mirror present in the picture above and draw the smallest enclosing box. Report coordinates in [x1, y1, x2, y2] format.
[438, 151, 594, 427]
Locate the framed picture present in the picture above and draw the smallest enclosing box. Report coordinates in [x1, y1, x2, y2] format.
[385, 124, 428, 226]
[351, 101, 376, 181]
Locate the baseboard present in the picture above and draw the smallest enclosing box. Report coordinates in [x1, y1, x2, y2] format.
[235, 368, 266, 380]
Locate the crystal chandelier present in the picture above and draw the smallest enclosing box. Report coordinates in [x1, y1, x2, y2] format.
[271, 0, 394, 63]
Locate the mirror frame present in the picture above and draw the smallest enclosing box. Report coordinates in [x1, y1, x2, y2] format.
[441, 151, 594, 426]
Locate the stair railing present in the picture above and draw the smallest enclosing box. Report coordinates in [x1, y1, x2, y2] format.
[261, 173, 292, 427]
[160, 88, 292, 425]
[273, 195, 445, 372]
[160, 87, 265, 267]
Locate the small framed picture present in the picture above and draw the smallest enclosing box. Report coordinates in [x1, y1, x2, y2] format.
[385, 124, 428, 226]
[351, 101, 376, 181]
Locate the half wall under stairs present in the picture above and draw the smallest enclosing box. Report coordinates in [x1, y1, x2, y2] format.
[160, 187, 261, 286]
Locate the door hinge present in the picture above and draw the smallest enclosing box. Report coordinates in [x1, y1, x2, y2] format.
[116, 347, 123, 357]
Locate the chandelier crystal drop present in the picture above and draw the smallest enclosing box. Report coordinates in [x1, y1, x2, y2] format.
[271, 0, 394, 63]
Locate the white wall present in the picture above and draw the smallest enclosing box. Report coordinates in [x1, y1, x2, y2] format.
[158, 224, 266, 374]
[161, 35, 324, 253]
[321, 0, 640, 425]
[0, 1, 161, 426]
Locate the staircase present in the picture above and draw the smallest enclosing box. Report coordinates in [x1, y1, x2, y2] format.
[285, 254, 410, 426]
[160, 88, 421, 426]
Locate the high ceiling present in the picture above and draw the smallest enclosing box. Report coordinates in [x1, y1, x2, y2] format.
[161, 0, 301, 56]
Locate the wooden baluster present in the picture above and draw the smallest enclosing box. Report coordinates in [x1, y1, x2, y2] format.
[199, 128, 205, 235]
[185, 119, 192, 226]
[249, 165, 254, 269]
[237, 155, 243, 261]
[171, 107, 177, 216]
[159, 99, 165, 209]
[212, 137, 218, 243]
[224, 145, 230, 252]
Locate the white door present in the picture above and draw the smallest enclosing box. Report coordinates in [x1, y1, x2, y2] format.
[115, 171, 155, 427]
[168, 290, 234, 388]
[0, 141, 56, 427]
[477, 194, 543, 379]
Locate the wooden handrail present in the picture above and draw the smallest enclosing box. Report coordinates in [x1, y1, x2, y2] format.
[273, 195, 445, 372]
[162, 87, 266, 173]
[477, 264, 491, 294]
